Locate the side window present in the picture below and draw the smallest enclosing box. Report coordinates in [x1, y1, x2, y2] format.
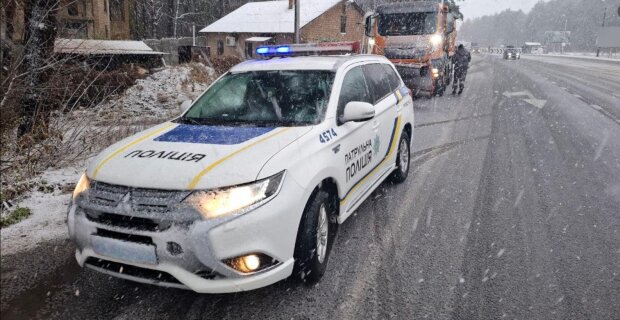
[337, 66, 372, 123]
[362, 64, 392, 103]
[381, 64, 402, 91]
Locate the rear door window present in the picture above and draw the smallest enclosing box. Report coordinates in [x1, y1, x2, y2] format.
[362, 64, 393, 103]
[381, 64, 402, 91]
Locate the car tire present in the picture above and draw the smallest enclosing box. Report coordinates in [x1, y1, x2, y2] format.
[390, 131, 411, 184]
[293, 189, 338, 284]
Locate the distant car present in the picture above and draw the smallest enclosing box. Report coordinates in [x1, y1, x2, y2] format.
[503, 48, 521, 60]
[67, 44, 415, 293]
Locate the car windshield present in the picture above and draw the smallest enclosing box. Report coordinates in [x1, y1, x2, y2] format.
[180, 70, 334, 126]
[378, 12, 437, 36]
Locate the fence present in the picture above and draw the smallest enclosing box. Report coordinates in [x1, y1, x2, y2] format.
[143, 37, 208, 65]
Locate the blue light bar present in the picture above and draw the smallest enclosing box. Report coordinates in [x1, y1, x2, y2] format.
[276, 46, 291, 53]
[256, 47, 269, 54]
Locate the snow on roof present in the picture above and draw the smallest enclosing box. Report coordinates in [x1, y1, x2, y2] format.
[245, 36, 272, 42]
[54, 39, 166, 55]
[200, 0, 342, 34]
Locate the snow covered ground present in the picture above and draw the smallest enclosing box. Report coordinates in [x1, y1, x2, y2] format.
[541, 52, 620, 62]
[94, 64, 215, 123]
[0, 64, 215, 256]
[0, 166, 83, 256]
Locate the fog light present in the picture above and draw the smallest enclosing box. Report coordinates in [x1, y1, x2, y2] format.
[223, 253, 277, 274]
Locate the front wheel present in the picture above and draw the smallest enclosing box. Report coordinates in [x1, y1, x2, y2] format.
[389, 131, 411, 183]
[293, 189, 338, 284]
[434, 77, 445, 96]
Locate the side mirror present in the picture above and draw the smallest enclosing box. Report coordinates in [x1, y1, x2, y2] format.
[341, 101, 375, 123]
[180, 100, 192, 113]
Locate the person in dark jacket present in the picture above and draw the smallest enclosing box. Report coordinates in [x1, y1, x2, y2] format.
[453, 44, 471, 95]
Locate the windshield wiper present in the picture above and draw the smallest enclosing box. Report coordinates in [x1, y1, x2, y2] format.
[177, 117, 202, 126]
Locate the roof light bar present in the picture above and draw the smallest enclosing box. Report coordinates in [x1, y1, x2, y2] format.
[255, 42, 360, 58]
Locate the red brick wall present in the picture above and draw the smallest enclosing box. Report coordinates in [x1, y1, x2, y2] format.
[301, 1, 365, 43]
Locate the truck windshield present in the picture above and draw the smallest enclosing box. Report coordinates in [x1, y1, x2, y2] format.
[180, 70, 335, 126]
[378, 12, 437, 36]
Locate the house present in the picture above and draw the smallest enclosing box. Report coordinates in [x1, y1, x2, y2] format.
[200, 0, 365, 59]
[1, 0, 131, 45]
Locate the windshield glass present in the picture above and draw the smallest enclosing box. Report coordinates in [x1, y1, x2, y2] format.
[378, 12, 437, 36]
[182, 70, 335, 126]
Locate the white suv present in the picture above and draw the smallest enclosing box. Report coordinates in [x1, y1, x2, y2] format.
[68, 52, 415, 293]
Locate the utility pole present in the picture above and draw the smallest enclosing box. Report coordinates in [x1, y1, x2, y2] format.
[294, 0, 300, 43]
[192, 24, 196, 46]
[596, 7, 607, 57]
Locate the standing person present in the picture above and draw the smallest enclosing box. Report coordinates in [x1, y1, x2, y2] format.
[453, 44, 471, 95]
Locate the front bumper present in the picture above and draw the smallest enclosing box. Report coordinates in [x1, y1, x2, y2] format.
[395, 64, 433, 94]
[68, 177, 305, 293]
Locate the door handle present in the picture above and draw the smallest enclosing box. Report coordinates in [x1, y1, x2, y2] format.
[372, 121, 381, 130]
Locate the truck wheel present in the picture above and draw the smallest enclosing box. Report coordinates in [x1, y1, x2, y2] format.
[435, 78, 445, 96]
[293, 189, 338, 284]
[445, 64, 452, 86]
[390, 131, 411, 183]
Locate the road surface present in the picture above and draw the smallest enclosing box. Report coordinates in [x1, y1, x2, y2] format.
[2, 55, 619, 320]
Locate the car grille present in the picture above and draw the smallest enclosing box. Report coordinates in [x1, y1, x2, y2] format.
[86, 211, 170, 232]
[85, 257, 184, 286]
[384, 47, 427, 59]
[88, 181, 191, 213]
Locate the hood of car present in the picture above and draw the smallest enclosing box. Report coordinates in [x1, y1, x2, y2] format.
[86, 122, 312, 190]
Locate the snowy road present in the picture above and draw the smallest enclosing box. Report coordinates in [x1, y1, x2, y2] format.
[2, 55, 619, 319]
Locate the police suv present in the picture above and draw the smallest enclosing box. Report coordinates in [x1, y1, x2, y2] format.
[68, 43, 415, 293]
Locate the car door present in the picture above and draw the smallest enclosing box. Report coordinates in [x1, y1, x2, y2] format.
[362, 63, 399, 178]
[335, 65, 377, 214]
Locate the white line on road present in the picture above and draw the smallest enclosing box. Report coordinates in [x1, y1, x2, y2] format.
[503, 90, 547, 109]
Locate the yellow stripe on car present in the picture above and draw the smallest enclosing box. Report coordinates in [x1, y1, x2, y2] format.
[340, 116, 402, 205]
[92, 123, 176, 179]
[188, 128, 291, 190]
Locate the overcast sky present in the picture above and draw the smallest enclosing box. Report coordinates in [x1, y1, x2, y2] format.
[459, 0, 544, 20]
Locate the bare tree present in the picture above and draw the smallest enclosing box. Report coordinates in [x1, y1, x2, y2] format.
[17, 0, 60, 136]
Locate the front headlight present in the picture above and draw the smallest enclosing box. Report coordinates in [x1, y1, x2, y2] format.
[72, 173, 90, 203]
[184, 171, 285, 220]
[368, 38, 376, 46]
[430, 34, 443, 50]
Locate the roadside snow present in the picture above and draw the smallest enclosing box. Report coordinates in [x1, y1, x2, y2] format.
[0, 166, 83, 256]
[94, 64, 215, 122]
[541, 53, 620, 62]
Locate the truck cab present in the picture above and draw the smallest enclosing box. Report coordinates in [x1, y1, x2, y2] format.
[365, 1, 458, 96]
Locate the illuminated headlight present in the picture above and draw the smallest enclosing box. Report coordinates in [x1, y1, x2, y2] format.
[430, 34, 443, 49]
[72, 173, 90, 203]
[432, 68, 440, 78]
[184, 171, 285, 220]
[368, 38, 376, 46]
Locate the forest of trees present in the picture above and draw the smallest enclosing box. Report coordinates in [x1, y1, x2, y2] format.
[459, 0, 620, 50]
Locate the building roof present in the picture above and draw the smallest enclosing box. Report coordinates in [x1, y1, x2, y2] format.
[524, 42, 542, 46]
[54, 39, 165, 55]
[200, 0, 343, 34]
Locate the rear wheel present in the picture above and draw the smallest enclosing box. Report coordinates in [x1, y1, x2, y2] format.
[390, 131, 411, 183]
[293, 189, 338, 284]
